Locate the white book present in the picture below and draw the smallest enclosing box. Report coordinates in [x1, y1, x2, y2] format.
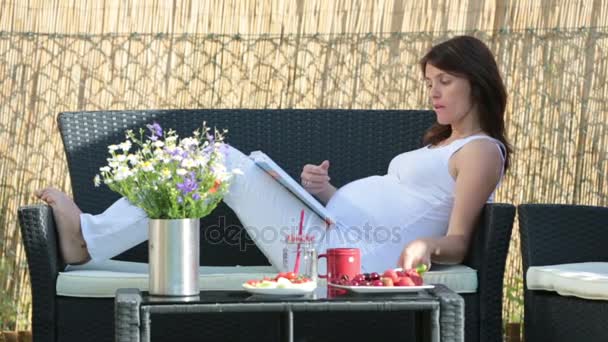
[249, 151, 336, 226]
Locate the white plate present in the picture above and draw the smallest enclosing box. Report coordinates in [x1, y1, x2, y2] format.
[242, 283, 317, 296]
[329, 283, 434, 293]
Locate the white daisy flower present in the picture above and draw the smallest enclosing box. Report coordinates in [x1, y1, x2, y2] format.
[141, 162, 154, 172]
[119, 141, 132, 152]
[181, 158, 197, 169]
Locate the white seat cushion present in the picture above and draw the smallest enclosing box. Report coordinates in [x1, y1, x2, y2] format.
[57, 259, 279, 297]
[57, 260, 477, 297]
[527, 262, 608, 301]
[423, 264, 478, 294]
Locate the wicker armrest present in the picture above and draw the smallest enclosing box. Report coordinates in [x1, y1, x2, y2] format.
[464, 203, 515, 289]
[462, 203, 516, 341]
[519, 204, 608, 268]
[18, 204, 63, 342]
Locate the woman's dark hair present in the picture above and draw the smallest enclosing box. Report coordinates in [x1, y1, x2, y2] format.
[420, 35, 512, 170]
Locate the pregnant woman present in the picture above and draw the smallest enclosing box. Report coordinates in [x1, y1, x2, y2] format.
[37, 35, 511, 273]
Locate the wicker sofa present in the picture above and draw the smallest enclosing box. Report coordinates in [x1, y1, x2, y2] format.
[519, 204, 608, 342]
[19, 109, 515, 341]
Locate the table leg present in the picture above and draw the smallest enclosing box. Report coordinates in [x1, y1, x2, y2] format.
[432, 285, 465, 342]
[282, 311, 294, 342]
[115, 288, 143, 342]
[430, 307, 440, 342]
[141, 307, 151, 342]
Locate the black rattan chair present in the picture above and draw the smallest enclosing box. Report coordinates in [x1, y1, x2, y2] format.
[519, 204, 608, 342]
[19, 109, 515, 341]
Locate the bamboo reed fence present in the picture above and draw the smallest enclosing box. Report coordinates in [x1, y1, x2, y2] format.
[1, 0, 607, 336]
[1, 0, 607, 34]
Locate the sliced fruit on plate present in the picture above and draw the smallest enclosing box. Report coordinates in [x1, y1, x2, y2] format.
[243, 274, 316, 289]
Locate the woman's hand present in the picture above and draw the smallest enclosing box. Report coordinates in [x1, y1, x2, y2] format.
[300, 160, 332, 195]
[398, 239, 434, 271]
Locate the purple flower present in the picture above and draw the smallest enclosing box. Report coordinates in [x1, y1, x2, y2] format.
[146, 122, 163, 140]
[165, 147, 186, 158]
[176, 172, 198, 194]
[192, 193, 201, 201]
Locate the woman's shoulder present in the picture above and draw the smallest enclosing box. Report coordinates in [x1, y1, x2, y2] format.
[451, 136, 505, 172]
[451, 134, 504, 156]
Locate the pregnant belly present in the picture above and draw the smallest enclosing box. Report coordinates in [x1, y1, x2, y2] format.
[326, 175, 428, 229]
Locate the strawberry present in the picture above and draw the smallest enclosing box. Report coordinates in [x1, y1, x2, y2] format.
[405, 269, 417, 277]
[405, 266, 425, 286]
[382, 269, 399, 283]
[408, 272, 423, 286]
[381, 277, 394, 287]
[275, 272, 297, 281]
[283, 272, 297, 280]
[396, 276, 416, 286]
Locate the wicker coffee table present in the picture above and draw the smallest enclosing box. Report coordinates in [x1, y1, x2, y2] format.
[115, 284, 463, 342]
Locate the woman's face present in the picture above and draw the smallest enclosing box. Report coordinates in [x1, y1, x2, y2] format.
[424, 63, 476, 126]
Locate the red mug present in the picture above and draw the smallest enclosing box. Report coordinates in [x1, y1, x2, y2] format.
[318, 248, 361, 283]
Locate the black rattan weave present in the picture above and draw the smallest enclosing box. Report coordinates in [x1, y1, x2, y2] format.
[518, 204, 608, 342]
[464, 203, 515, 342]
[18, 205, 62, 342]
[19, 109, 515, 341]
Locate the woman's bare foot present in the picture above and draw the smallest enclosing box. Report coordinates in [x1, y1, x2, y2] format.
[35, 187, 91, 264]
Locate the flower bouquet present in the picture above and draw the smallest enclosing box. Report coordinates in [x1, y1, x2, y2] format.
[95, 121, 241, 296]
[95, 122, 241, 219]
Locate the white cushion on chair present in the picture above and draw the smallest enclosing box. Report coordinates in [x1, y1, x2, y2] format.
[527, 262, 608, 301]
[57, 259, 477, 297]
[423, 264, 478, 294]
[57, 259, 278, 297]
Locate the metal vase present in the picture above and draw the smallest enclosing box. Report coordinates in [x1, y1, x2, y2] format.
[148, 218, 200, 296]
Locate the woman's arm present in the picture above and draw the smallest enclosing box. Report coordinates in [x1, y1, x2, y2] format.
[314, 184, 337, 205]
[399, 140, 503, 269]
